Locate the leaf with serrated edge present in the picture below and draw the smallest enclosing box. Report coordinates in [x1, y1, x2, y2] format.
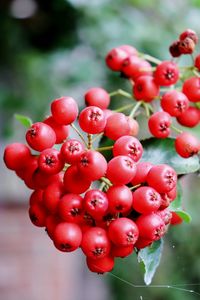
[15, 114, 33, 128]
[141, 138, 200, 175]
[138, 239, 163, 285]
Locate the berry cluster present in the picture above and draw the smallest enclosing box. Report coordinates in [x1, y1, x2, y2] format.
[106, 29, 200, 158]
[4, 29, 199, 275]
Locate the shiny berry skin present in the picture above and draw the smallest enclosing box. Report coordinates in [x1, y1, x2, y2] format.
[148, 111, 172, 138]
[147, 164, 177, 193]
[103, 109, 114, 120]
[160, 187, 177, 209]
[134, 237, 152, 249]
[58, 194, 83, 223]
[178, 37, 195, 55]
[111, 244, 134, 258]
[122, 56, 152, 80]
[86, 255, 114, 273]
[104, 113, 131, 140]
[26, 122, 56, 152]
[169, 40, 181, 58]
[195, 54, 200, 71]
[81, 227, 111, 259]
[78, 106, 106, 134]
[136, 213, 166, 241]
[179, 29, 198, 44]
[32, 169, 62, 190]
[131, 162, 152, 185]
[133, 75, 159, 102]
[29, 203, 47, 227]
[105, 47, 128, 71]
[64, 165, 91, 194]
[175, 132, 200, 158]
[154, 61, 179, 86]
[156, 209, 172, 225]
[38, 148, 64, 175]
[126, 117, 139, 136]
[61, 139, 84, 165]
[84, 190, 108, 220]
[107, 185, 133, 215]
[85, 87, 110, 110]
[170, 212, 183, 225]
[177, 106, 200, 127]
[108, 217, 139, 246]
[43, 116, 69, 144]
[182, 77, 200, 102]
[45, 215, 60, 239]
[132, 186, 161, 214]
[77, 150, 107, 181]
[43, 181, 65, 214]
[161, 90, 189, 117]
[119, 44, 138, 56]
[4, 143, 31, 170]
[106, 155, 136, 185]
[53, 222, 82, 252]
[51, 96, 78, 125]
[113, 135, 143, 162]
[29, 189, 44, 206]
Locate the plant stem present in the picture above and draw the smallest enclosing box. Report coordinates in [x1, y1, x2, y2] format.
[109, 89, 132, 99]
[193, 69, 200, 77]
[129, 184, 141, 191]
[91, 132, 104, 143]
[142, 102, 150, 117]
[87, 134, 93, 149]
[139, 53, 161, 65]
[171, 124, 183, 134]
[70, 123, 88, 147]
[129, 101, 142, 118]
[99, 182, 106, 191]
[96, 145, 113, 151]
[114, 103, 134, 113]
[100, 177, 112, 187]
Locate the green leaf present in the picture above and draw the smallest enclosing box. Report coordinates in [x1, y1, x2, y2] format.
[141, 138, 200, 175]
[15, 114, 33, 128]
[138, 239, 163, 285]
[169, 182, 192, 223]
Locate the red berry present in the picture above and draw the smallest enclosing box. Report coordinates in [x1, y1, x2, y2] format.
[61, 139, 84, 165]
[154, 61, 179, 86]
[77, 150, 107, 181]
[43, 181, 65, 214]
[156, 209, 172, 225]
[177, 106, 200, 127]
[4, 143, 31, 170]
[161, 90, 189, 117]
[134, 237, 152, 249]
[122, 56, 152, 80]
[133, 75, 159, 102]
[81, 227, 111, 259]
[182, 77, 200, 102]
[26, 122, 56, 152]
[53, 222, 82, 252]
[170, 212, 183, 225]
[113, 135, 143, 162]
[78, 106, 106, 134]
[104, 113, 131, 140]
[148, 111, 172, 138]
[58, 193, 83, 223]
[51, 96, 78, 125]
[107, 185, 133, 215]
[132, 186, 161, 214]
[43, 116, 69, 144]
[108, 217, 139, 246]
[29, 189, 44, 206]
[38, 148, 64, 175]
[85, 87, 110, 109]
[195, 54, 200, 71]
[86, 255, 114, 273]
[32, 169, 63, 190]
[106, 155, 136, 185]
[84, 190, 108, 220]
[169, 40, 181, 58]
[131, 162, 152, 185]
[64, 165, 91, 194]
[111, 244, 134, 258]
[29, 203, 47, 227]
[105, 47, 128, 71]
[136, 213, 166, 241]
[45, 215, 60, 239]
[175, 132, 200, 158]
[160, 187, 177, 209]
[147, 164, 177, 193]
[119, 44, 138, 56]
[126, 117, 139, 136]
[179, 29, 198, 45]
[178, 37, 195, 55]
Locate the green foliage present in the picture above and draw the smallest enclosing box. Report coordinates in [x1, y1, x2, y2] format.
[15, 114, 32, 128]
[138, 239, 164, 285]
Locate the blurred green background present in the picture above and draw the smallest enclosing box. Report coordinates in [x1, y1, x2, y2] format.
[1, 0, 200, 299]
